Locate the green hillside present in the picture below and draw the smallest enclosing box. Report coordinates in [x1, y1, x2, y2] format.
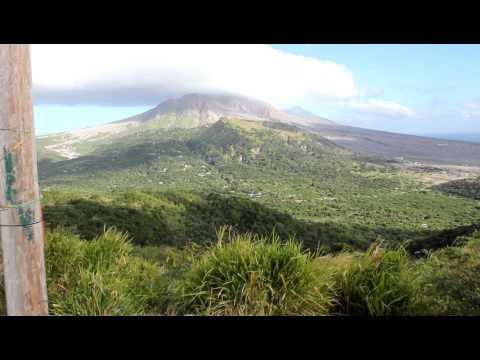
[434, 177, 480, 200]
[39, 118, 350, 189]
[38, 118, 480, 253]
[2, 116, 479, 316]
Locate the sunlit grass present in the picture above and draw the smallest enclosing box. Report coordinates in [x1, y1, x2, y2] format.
[180, 226, 333, 315]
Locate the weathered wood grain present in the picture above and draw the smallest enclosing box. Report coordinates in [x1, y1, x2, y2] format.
[0, 45, 48, 315]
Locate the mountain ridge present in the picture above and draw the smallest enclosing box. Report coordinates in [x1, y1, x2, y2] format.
[38, 117, 349, 190]
[36, 93, 335, 160]
[307, 122, 480, 166]
[116, 93, 333, 127]
[36, 92, 480, 166]
[283, 106, 335, 125]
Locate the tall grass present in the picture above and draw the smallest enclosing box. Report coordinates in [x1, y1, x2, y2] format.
[180, 227, 333, 315]
[328, 242, 421, 316]
[45, 227, 165, 316]
[2, 227, 480, 316]
[416, 232, 480, 315]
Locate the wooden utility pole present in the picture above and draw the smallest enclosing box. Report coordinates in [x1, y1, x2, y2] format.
[0, 45, 48, 315]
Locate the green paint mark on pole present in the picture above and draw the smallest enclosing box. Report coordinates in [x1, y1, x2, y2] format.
[17, 207, 34, 241]
[3, 146, 34, 241]
[3, 146, 17, 203]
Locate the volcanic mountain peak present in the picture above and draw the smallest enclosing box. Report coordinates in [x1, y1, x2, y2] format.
[37, 93, 335, 161]
[126, 93, 292, 125]
[158, 93, 269, 111]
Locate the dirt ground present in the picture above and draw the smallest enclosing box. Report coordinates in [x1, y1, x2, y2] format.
[399, 162, 480, 187]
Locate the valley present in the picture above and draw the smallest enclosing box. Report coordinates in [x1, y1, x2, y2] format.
[307, 123, 480, 166]
[36, 103, 480, 254]
[21, 93, 480, 316]
[3, 40, 480, 317]
[398, 162, 480, 187]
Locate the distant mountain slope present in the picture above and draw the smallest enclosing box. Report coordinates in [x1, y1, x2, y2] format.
[36, 92, 480, 166]
[117, 94, 336, 128]
[120, 93, 293, 126]
[283, 106, 335, 125]
[38, 117, 351, 190]
[307, 123, 480, 166]
[37, 94, 334, 161]
[38, 116, 480, 253]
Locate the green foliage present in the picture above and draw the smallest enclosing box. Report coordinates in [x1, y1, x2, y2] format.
[3, 227, 480, 315]
[45, 227, 164, 316]
[41, 186, 480, 255]
[23, 117, 480, 315]
[37, 119, 480, 252]
[416, 231, 480, 315]
[180, 227, 333, 315]
[41, 190, 307, 248]
[434, 177, 480, 200]
[328, 243, 421, 316]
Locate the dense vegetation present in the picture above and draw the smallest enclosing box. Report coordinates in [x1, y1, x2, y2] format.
[1, 117, 476, 316]
[435, 177, 480, 201]
[41, 188, 480, 255]
[43, 228, 164, 315]
[180, 227, 332, 315]
[38, 119, 480, 253]
[3, 227, 480, 316]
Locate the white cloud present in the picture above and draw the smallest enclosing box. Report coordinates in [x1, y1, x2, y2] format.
[347, 99, 415, 118]
[31, 44, 357, 106]
[358, 88, 384, 98]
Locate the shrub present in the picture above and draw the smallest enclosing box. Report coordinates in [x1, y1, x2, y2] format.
[330, 242, 421, 316]
[180, 227, 333, 315]
[3, 227, 480, 316]
[417, 232, 480, 315]
[132, 244, 194, 315]
[45, 227, 165, 315]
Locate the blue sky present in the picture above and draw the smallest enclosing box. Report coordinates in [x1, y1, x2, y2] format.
[35, 105, 150, 135]
[271, 44, 480, 135]
[33, 44, 480, 137]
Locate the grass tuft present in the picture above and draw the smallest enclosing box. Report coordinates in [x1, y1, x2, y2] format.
[45, 227, 164, 316]
[180, 226, 333, 315]
[328, 242, 421, 316]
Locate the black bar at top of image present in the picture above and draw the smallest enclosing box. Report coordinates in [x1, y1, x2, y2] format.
[1, 4, 480, 44]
